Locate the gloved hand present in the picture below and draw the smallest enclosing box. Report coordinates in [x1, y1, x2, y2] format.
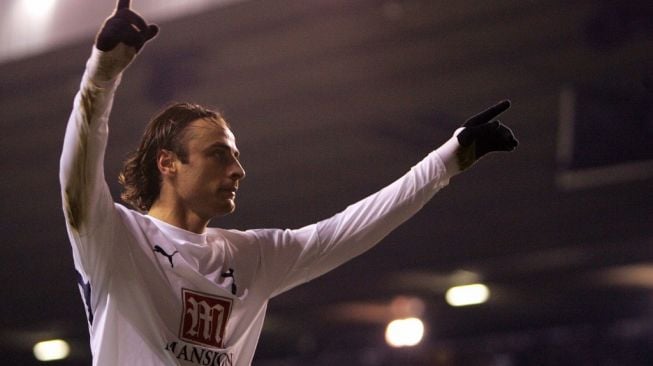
[455, 100, 518, 170]
[96, 0, 159, 52]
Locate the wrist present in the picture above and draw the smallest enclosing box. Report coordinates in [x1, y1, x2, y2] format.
[434, 133, 463, 178]
[87, 44, 136, 85]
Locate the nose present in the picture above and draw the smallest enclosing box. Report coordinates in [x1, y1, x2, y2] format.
[230, 158, 246, 181]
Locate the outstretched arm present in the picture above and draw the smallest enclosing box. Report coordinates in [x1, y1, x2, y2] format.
[258, 101, 518, 296]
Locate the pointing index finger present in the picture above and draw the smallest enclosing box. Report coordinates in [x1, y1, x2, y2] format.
[465, 100, 511, 127]
[117, 0, 131, 11]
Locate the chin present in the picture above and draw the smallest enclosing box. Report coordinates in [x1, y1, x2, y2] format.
[213, 203, 236, 218]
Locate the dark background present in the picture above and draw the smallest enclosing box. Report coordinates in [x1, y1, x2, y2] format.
[1, 0, 652, 365]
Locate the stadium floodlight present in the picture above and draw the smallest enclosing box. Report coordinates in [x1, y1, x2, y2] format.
[33, 339, 70, 362]
[445, 283, 490, 307]
[21, 0, 58, 20]
[385, 317, 424, 348]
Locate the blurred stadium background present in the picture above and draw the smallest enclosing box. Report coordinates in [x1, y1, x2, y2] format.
[1, 0, 652, 365]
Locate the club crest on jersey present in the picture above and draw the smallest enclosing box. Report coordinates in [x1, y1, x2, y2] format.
[180, 288, 233, 349]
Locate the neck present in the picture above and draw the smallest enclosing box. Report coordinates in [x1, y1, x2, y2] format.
[147, 201, 209, 234]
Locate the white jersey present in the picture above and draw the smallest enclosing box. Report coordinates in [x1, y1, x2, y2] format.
[59, 47, 460, 366]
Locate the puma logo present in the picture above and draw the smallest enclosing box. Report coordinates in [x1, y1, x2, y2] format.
[153, 245, 179, 268]
[221, 268, 237, 295]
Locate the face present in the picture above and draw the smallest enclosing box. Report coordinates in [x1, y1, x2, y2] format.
[170, 118, 246, 220]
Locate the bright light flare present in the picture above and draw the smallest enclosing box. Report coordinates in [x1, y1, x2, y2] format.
[33, 339, 70, 362]
[21, 0, 58, 20]
[445, 283, 490, 307]
[385, 317, 424, 347]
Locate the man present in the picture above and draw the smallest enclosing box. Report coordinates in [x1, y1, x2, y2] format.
[59, 1, 517, 365]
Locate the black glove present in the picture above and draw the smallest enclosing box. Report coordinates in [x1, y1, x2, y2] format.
[96, 0, 159, 52]
[455, 100, 518, 170]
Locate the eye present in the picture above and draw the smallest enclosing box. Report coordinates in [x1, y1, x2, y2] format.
[212, 148, 238, 164]
[208, 145, 241, 164]
[214, 150, 228, 161]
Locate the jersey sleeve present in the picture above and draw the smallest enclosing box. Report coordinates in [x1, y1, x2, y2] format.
[59, 46, 131, 282]
[254, 136, 461, 297]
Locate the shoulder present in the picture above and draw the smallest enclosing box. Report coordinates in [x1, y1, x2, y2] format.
[219, 228, 297, 243]
[224, 226, 319, 252]
[206, 228, 290, 252]
[112, 203, 159, 238]
[207, 227, 265, 245]
[113, 202, 147, 222]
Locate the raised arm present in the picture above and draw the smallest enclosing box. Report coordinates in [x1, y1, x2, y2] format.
[59, 0, 158, 234]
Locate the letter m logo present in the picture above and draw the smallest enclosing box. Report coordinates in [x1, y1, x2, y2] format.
[179, 288, 233, 348]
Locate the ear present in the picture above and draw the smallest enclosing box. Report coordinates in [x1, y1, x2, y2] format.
[156, 149, 178, 177]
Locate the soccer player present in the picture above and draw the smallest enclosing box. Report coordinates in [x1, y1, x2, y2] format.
[59, 1, 518, 365]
